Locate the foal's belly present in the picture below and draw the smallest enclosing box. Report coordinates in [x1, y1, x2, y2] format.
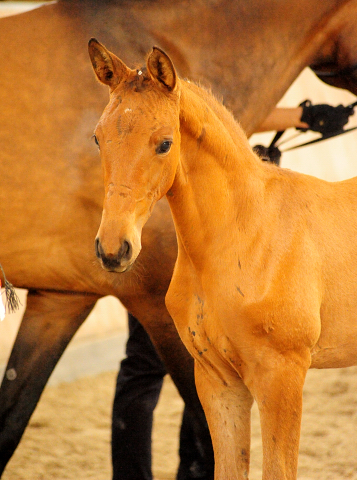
[310, 297, 357, 369]
[310, 318, 357, 369]
[310, 341, 357, 369]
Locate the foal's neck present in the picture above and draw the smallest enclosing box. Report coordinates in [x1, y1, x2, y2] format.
[167, 82, 266, 263]
[179, 81, 257, 173]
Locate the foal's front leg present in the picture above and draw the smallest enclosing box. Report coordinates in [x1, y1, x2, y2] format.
[246, 348, 311, 480]
[195, 361, 254, 479]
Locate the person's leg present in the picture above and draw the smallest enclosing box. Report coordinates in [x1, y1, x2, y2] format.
[177, 406, 210, 480]
[112, 313, 167, 480]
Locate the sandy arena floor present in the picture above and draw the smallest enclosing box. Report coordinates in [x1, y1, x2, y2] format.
[2, 366, 357, 480]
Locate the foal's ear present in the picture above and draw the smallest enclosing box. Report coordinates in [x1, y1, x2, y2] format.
[147, 47, 177, 91]
[88, 38, 129, 90]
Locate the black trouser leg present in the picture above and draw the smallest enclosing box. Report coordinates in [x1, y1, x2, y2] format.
[112, 314, 167, 480]
[177, 406, 209, 479]
[112, 313, 209, 480]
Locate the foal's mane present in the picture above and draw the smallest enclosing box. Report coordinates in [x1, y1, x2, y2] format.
[180, 79, 261, 166]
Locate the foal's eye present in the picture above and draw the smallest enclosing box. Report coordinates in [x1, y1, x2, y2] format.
[156, 140, 172, 155]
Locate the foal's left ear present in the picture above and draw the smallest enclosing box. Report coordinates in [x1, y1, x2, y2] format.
[147, 47, 177, 91]
[88, 38, 130, 91]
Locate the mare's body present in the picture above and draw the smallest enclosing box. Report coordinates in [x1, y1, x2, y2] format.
[1, 0, 357, 473]
[89, 43, 357, 480]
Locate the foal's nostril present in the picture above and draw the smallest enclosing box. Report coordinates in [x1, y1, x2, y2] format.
[95, 237, 103, 259]
[119, 240, 132, 260]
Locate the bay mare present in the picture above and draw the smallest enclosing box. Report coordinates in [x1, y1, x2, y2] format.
[89, 42, 357, 480]
[1, 0, 357, 473]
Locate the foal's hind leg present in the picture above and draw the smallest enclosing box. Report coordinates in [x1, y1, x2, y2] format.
[194, 361, 254, 480]
[0, 289, 98, 475]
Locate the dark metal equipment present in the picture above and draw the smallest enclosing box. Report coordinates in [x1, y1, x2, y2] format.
[253, 99, 357, 166]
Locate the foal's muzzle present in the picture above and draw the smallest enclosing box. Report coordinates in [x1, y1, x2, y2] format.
[95, 237, 133, 272]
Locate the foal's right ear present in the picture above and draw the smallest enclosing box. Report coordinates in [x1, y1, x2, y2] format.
[88, 38, 129, 91]
[147, 47, 177, 92]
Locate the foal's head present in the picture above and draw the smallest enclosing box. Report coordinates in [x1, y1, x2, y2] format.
[89, 39, 181, 272]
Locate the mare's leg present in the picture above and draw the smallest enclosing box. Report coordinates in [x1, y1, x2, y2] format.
[245, 349, 310, 480]
[0, 289, 98, 475]
[194, 362, 254, 480]
[112, 313, 166, 480]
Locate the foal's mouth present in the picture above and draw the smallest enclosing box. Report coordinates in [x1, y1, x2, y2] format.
[100, 260, 134, 274]
[95, 236, 138, 274]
